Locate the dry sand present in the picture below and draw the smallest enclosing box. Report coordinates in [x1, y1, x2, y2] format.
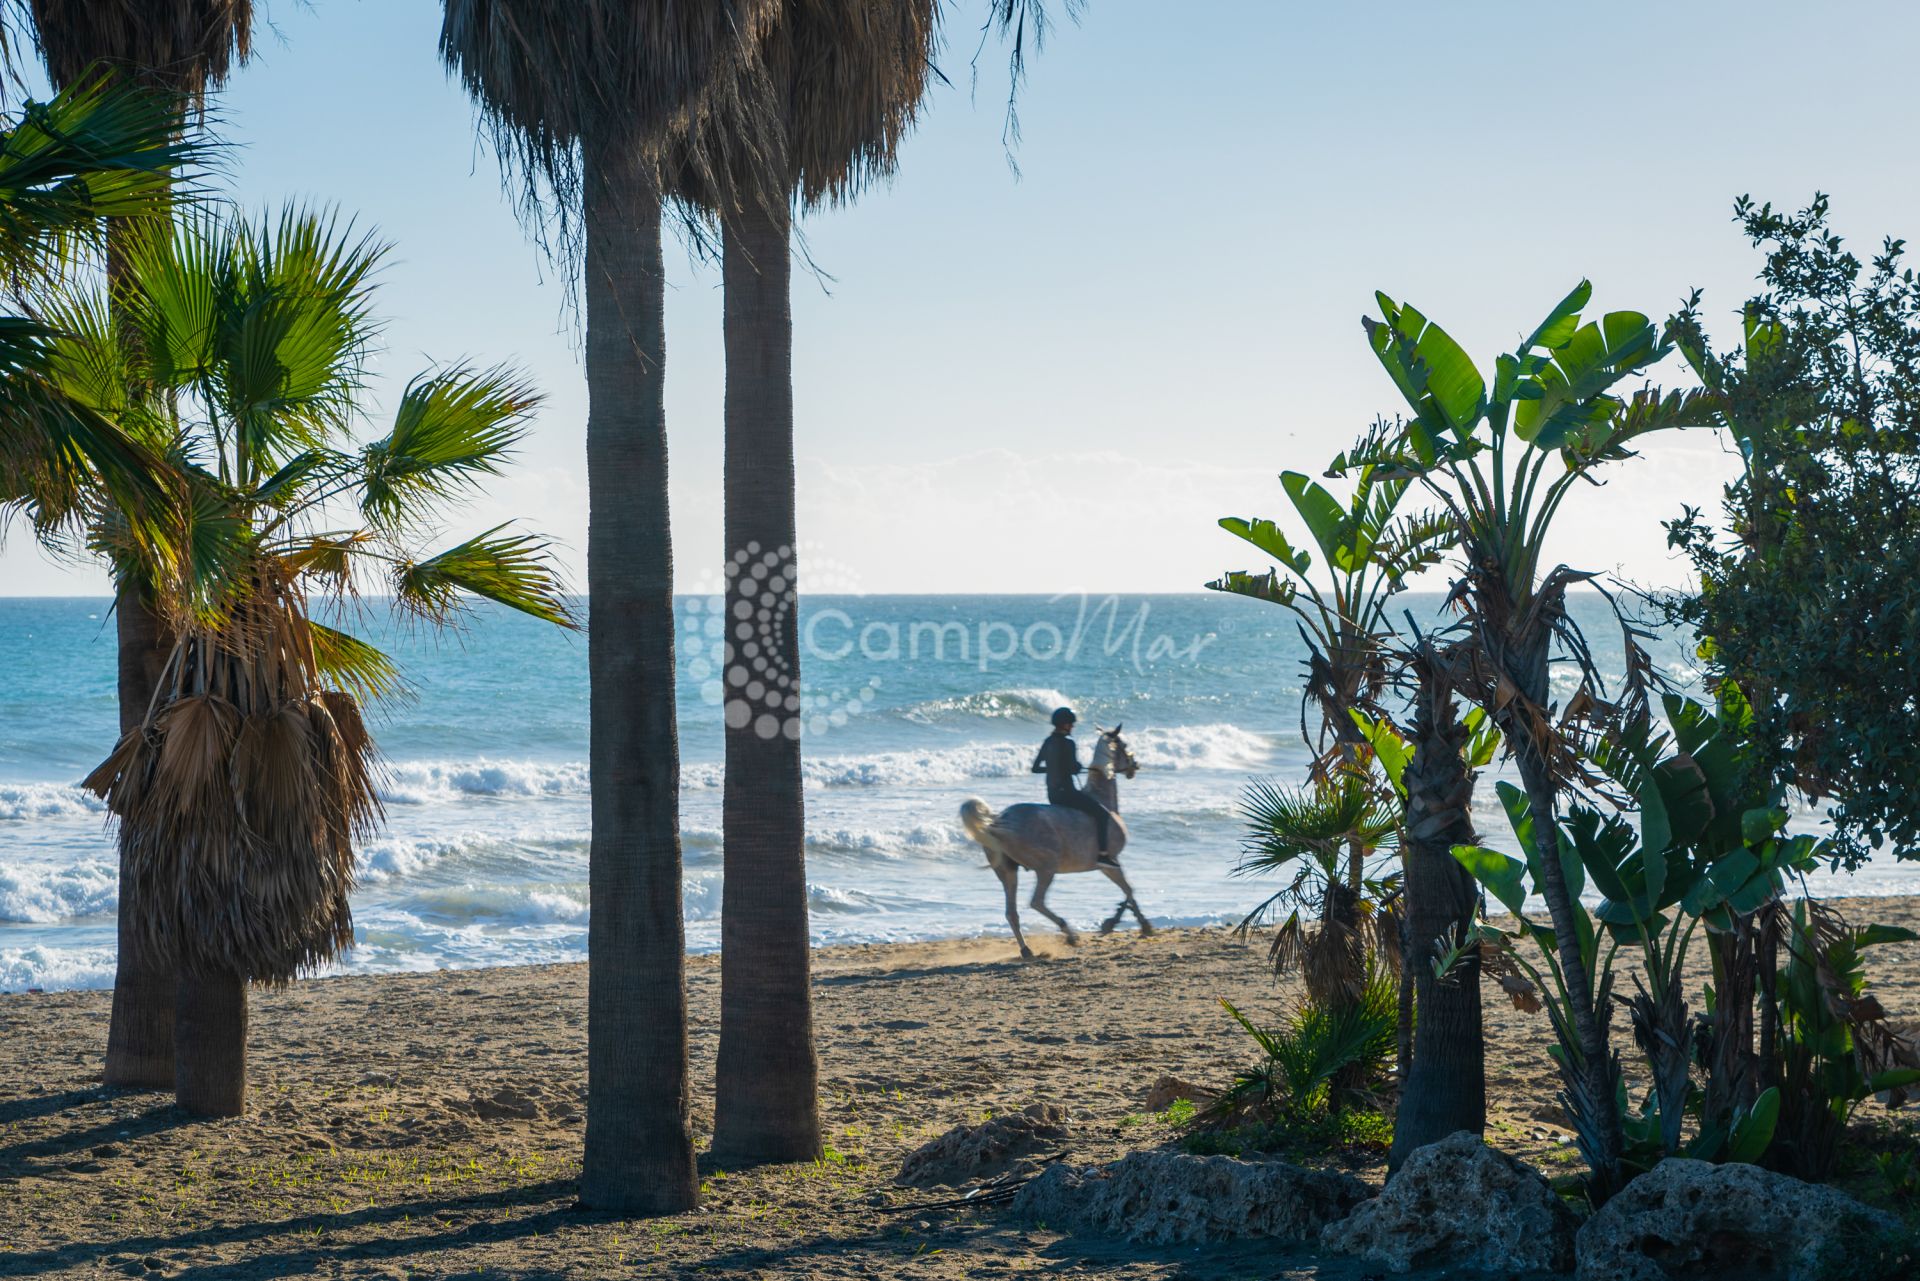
[3, 896, 1917, 1280]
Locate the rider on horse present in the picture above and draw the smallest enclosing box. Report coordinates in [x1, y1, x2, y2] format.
[1032, 706, 1119, 867]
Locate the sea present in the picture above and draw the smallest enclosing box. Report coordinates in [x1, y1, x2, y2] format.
[2, 593, 1913, 992]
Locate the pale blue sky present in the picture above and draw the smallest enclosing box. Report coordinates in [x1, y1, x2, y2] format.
[5, 0, 1917, 594]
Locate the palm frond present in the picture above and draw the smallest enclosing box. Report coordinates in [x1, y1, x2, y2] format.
[1376, 508, 1457, 584]
[214, 208, 385, 471]
[1236, 773, 1397, 879]
[359, 365, 539, 529]
[0, 76, 210, 278]
[393, 525, 575, 628]
[16, 1, 253, 101]
[309, 620, 405, 704]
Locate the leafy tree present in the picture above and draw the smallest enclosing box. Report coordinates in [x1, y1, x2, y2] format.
[1351, 280, 1710, 1196]
[65, 207, 570, 1116]
[1211, 463, 1451, 792]
[1666, 194, 1920, 869]
[1, 0, 257, 1089]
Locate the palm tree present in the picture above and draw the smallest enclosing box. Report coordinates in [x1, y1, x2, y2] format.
[1234, 771, 1399, 1011]
[65, 206, 570, 1116]
[439, 0, 778, 1214]
[1210, 462, 1452, 876]
[1385, 642, 1488, 1170]
[4, 0, 254, 1089]
[658, 0, 938, 1168]
[1353, 281, 1712, 1194]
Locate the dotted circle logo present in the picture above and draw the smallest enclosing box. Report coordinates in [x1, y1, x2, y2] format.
[681, 541, 877, 740]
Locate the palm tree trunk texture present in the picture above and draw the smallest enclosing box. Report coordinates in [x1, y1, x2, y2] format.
[710, 198, 822, 1165]
[172, 967, 245, 1117]
[1389, 669, 1484, 1173]
[576, 130, 699, 1215]
[104, 580, 174, 1087]
[1498, 602, 1623, 1193]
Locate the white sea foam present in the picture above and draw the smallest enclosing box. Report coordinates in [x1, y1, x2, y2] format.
[380, 758, 590, 804]
[0, 859, 117, 923]
[0, 943, 117, 992]
[356, 835, 488, 884]
[390, 883, 591, 928]
[0, 782, 105, 822]
[899, 687, 1069, 724]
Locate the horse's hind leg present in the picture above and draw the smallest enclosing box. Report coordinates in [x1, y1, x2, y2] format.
[1097, 864, 1154, 937]
[994, 858, 1033, 960]
[1030, 872, 1080, 946]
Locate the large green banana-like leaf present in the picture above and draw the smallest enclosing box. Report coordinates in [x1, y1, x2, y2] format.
[1364, 293, 1485, 454]
[1562, 385, 1720, 469]
[1217, 516, 1310, 575]
[1280, 471, 1352, 568]
[1513, 310, 1664, 448]
[1452, 843, 1528, 917]
[1520, 280, 1593, 353]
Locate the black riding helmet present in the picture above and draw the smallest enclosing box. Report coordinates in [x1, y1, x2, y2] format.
[1050, 706, 1076, 729]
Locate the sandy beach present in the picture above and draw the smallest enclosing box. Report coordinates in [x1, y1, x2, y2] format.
[2, 895, 1916, 1280]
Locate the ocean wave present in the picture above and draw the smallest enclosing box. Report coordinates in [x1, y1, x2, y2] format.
[1126, 724, 1274, 772]
[898, 687, 1068, 724]
[381, 758, 590, 804]
[0, 783, 105, 822]
[387, 883, 590, 927]
[0, 943, 117, 992]
[781, 724, 1276, 789]
[0, 859, 117, 923]
[357, 835, 492, 884]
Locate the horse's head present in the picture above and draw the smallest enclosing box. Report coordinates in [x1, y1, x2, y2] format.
[1096, 724, 1139, 779]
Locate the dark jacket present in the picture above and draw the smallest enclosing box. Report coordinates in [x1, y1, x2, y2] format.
[1032, 732, 1082, 801]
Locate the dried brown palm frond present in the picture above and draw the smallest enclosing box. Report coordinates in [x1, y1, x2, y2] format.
[84, 560, 380, 985]
[439, 0, 778, 260]
[664, 0, 939, 227]
[14, 0, 252, 97]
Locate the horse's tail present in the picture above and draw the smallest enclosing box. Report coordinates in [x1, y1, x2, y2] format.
[960, 798, 1007, 863]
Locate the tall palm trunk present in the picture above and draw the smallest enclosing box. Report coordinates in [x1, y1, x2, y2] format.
[1493, 585, 1622, 1194]
[710, 197, 822, 1164]
[173, 966, 245, 1116]
[103, 580, 174, 1087]
[576, 130, 698, 1214]
[1389, 662, 1483, 1172]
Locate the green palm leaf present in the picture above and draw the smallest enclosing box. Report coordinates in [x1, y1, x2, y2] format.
[360, 365, 541, 529]
[394, 526, 575, 628]
[1237, 774, 1398, 879]
[0, 76, 210, 277]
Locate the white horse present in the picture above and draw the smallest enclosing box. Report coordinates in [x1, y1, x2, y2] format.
[959, 725, 1153, 958]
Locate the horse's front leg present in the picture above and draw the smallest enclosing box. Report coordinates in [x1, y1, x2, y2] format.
[1030, 871, 1079, 946]
[1097, 864, 1153, 937]
[995, 859, 1032, 960]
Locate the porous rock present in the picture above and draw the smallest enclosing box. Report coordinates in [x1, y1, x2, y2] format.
[1319, 1131, 1575, 1277]
[1143, 1074, 1214, 1112]
[895, 1102, 1067, 1187]
[1576, 1158, 1914, 1281]
[1010, 1150, 1369, 1245]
